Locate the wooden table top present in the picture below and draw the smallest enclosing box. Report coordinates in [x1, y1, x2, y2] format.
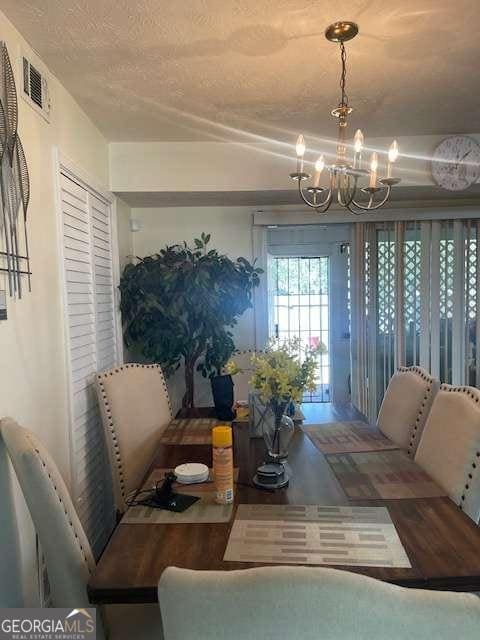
[88, 405, 480, 604]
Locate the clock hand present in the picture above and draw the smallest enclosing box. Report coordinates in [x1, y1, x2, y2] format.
[454, 151, 471, 171]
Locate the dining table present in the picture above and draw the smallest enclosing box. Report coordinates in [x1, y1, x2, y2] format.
[88, 405, 480, 604]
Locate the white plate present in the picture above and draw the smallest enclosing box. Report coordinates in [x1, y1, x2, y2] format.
[174, 463, 210, 484]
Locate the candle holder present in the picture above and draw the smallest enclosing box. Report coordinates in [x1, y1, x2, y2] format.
[289, 172, 310, 181]
[361, 186, 385, 195]
[380, 177, 401, 187]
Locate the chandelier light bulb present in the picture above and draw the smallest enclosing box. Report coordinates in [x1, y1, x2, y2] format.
[388, 139, 399, 163]
[313, 155, 325, 187]
[296, 134, 306, 157]
[315, 155, 325, 174]
[354, 129, 364, 153]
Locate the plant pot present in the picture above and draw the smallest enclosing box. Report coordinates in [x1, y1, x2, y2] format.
[211, 374, 235, 421]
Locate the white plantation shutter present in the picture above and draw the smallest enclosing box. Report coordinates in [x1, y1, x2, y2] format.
[91, 195, 117, 372]
[59, 172, 118, 557]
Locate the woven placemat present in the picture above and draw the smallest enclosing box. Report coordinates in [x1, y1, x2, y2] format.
[160, 418, 227, 445]
[121, 468, 238, 524]
[326, 450, 447, 500]
[224, 504, 411, 568]
[303, 421, 399, 454]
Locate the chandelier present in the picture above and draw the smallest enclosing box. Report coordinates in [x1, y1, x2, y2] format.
[290, 21, 400, 214]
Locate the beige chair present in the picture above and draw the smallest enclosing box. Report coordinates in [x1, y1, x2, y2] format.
[229, 350, 256, 404]
[96, 363, 172, 513]
[158, 565, 480, 640]
[377, 366, 439, 456]
[415, 384, 480, 523]
[0, 418, 162, 640]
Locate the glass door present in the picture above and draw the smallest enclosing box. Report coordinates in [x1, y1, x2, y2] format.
[271, 256, 330, 402]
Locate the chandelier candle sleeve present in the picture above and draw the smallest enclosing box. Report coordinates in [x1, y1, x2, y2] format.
[369, 152, 378, 188]
[353, 129, 364, 169]
[296, 134, 306, 173]
[387, 140, 399, 179]
[314, 155, 325, 187]
[212, 425, 234, 505]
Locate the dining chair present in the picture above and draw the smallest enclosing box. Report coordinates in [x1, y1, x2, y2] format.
[230, 350, 256, 404]
[377, 366, 439, 456]
[158, 565, 480, 640]
[0, 418, 162, 640]
[96, 363, 172, 514]
[415, 384, 480, 523]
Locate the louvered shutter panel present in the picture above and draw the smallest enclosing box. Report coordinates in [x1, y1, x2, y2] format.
[91, 195, 117, 371]
[59, 173, 117, 557]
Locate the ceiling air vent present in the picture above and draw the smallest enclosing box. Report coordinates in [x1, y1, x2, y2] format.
[22, 55, 51, 121]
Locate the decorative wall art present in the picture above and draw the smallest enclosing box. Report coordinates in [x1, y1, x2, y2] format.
[0, 41, 31, 300]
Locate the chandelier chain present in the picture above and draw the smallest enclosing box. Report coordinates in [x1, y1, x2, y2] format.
[339, 41, 348, 108]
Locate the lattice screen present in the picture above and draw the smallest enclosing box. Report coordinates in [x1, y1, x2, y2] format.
[375, 225, 396, 401]
[351, 218, 480, 419]
[404, 223, 421, 368]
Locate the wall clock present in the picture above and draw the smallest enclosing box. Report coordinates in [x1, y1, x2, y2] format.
[431, 135, 480, 191]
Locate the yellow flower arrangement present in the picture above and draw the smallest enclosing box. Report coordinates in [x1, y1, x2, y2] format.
[226, 337, 326, 405]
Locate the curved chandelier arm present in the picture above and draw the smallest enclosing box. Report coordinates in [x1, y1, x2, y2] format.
[297, 178, 333, 213]
[349, 184, 392, 212]
[345, 203, 369, 216]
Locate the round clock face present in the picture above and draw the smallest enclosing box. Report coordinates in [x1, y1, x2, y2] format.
[431, 136, 480, 191]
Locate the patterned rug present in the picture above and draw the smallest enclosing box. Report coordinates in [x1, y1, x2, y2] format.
[326, 450, 447, 500]
[160, 418, 226, 445]
[303, 421, 399, 454]
[223, 504, 411, 568]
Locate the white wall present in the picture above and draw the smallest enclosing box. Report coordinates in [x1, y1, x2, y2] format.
[0, 10, 114, 606]
[109, 135, 480, 194]
[116, 197, 133, 270]
[130, 206, 255, 409]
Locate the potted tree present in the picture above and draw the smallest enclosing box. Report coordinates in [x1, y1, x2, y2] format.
[119, 233, 261, 411]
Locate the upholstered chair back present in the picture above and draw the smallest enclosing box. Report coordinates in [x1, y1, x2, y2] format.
[96, 363, 172, 513]
[159, 565, 480, 640]
[415, 384, 480, 523]
[0, 418, 102, 632]
[377, 366, 439, 456]
[230, 350, 257, 404]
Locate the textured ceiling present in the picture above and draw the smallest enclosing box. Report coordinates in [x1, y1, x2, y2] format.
[3, 0, 480, 142]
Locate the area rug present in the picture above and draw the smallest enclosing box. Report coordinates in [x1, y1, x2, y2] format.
[160, 418, 226, 445]
[326, 450, 447, 500]
[223, 504, 411, 568]
[303, 421, 399, 454]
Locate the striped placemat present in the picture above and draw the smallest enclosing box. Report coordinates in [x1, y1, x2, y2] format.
[223, 504, 411, 568]
[303, 421, 399, 454]
[160, 418, 227, 445]
[326, 450, 447, 500]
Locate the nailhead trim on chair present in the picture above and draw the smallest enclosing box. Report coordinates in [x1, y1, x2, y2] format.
[396, 367, 436, 458]
[437, 384, 480, 511]
[26, 434, 93, 574]
[96, 363, 173, 501]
